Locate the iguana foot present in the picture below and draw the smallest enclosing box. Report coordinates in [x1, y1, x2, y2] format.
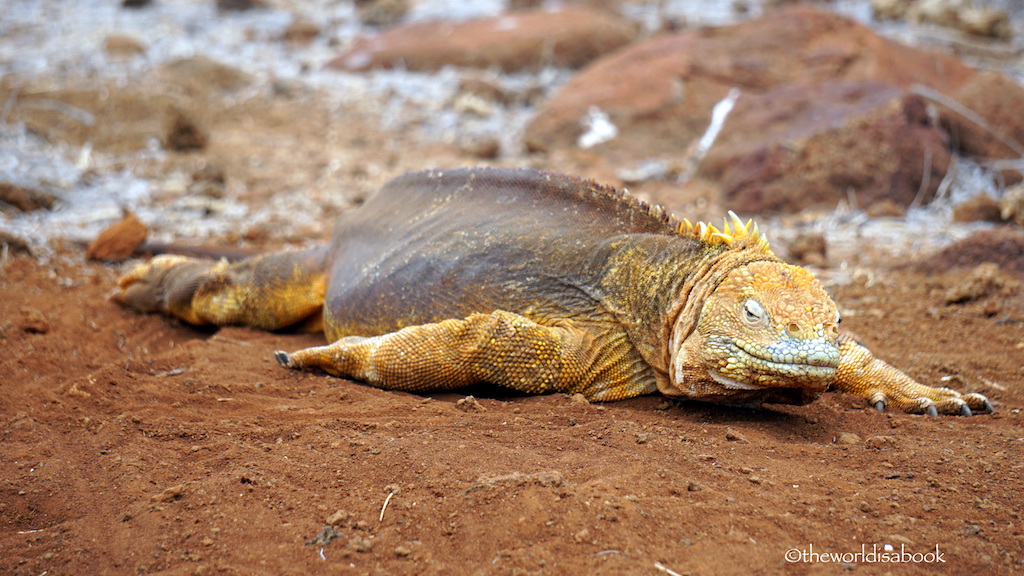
[866, 387, 993, 417]
[113, 255, 213, 324]
[835, 335, 993, 416]
[113, 248, 329, 330]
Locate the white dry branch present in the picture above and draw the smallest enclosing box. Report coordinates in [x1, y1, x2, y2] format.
[678, 87, 741, 184]
[379, 490, 395, 522]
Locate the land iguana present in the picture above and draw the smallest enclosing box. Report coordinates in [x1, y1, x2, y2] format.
[113, 167, 992, 416]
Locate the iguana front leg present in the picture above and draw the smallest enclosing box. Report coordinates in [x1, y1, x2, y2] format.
[113, 247, 329, 331]
[276, 310, 644, 398]
[833, 335, 993, 416]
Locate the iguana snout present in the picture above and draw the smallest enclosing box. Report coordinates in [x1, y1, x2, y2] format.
[669, 261, 841, 404]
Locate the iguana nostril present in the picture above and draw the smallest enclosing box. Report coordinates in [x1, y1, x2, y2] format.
[788, 322, 800, 337]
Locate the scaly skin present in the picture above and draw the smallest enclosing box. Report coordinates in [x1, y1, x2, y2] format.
[113, 167, 993, 416]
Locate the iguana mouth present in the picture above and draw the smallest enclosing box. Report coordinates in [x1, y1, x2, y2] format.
[710, 336, 839, 389]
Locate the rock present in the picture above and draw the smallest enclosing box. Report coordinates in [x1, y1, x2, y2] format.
[20, 307, 50, 334]
[217, 0, 266, 11]
[455, 395, 486, 413]
[164, 110, 209, 152]
[952, 194, 1002, 223]
[724, 427, 748, 443]
[508, 0, 545, 10]
[1000, 186, 1024, 226]
[152, 484, 185, 503]
[864, 435, 898, 450]
[525, 7, 1024, 213]
[160, 56, 253, 93]
[104, 33, 147, 57]
[937, 72, 1024, 171]
[872, 0, 910, 20]
[305, 525, 343, 546]
[328, 7, 636, 73]
[922, 228, 1024, 275]
[190, 163, 227, 198]
[86, 212, 148, 262]
[865, 199, 906, 218]
[959, 8, 1012, 39]
[836, 432, 861, 445]
[908, 0, 962, 28]
[569, 393, 590, 407]
[901, 0, 1012, 39]
[0, 182, 57, 212]
[459, 136, 501, 160]
[944, 263, 1019, 304]
[281, 18, 321, 44]
[786, 232, 827, 267]
[474, 470, 565, 489]
[703, 81, 950, 213]
[526, 8, 973, 154]
[326, 509, 351, 526]
[355, 0, 409, 27]
[457, 75, 515, 107]
[348, 536, 373, 552]
[0, 231, 31, 255]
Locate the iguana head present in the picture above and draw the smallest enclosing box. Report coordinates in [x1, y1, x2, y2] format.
[669, 259, 842, 406]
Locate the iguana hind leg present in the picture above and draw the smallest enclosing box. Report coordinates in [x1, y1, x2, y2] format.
[833, 335, 993, 416]
[276, 310, 648, 398]
[114, 247, 329, 331]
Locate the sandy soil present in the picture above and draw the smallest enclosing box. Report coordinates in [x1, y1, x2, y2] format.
[3, 4, 1024, 575]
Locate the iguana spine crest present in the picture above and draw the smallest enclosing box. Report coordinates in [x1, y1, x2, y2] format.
[679, 211, 773, 255]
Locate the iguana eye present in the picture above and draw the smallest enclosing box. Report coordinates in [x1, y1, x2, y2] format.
[743, 299, 766, 326]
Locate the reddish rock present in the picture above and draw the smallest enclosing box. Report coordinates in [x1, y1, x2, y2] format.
[328, 7, 636, 73]
[160, 56, 253, 93]
[703, 81, 950, 213]
[525, 8, 974, 155]
[939, 72, 1024, 162]
[952, 194, 1002, 223]
[104, 33, 147, 57]
[164, 110, 209, 152]
[87, 212, 148, 262]
[355, 0, 409, 27]
[217, 0, 266, 11]
[920, 228, 1024, 274]
[281, 19, 321, 44]
[0, 182, 57, 212]
[524, 7, 1024, 213]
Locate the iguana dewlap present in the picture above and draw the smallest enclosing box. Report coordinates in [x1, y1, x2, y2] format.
[114, 167, 992, 416]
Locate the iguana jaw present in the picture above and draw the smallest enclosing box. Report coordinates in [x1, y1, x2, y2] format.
[702, 334, 839, 390]
[668, 330, 837, 400]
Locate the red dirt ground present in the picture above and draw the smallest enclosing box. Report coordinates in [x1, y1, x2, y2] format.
[2, 70, 1023, 576]
[2, 232, 1023, 575]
